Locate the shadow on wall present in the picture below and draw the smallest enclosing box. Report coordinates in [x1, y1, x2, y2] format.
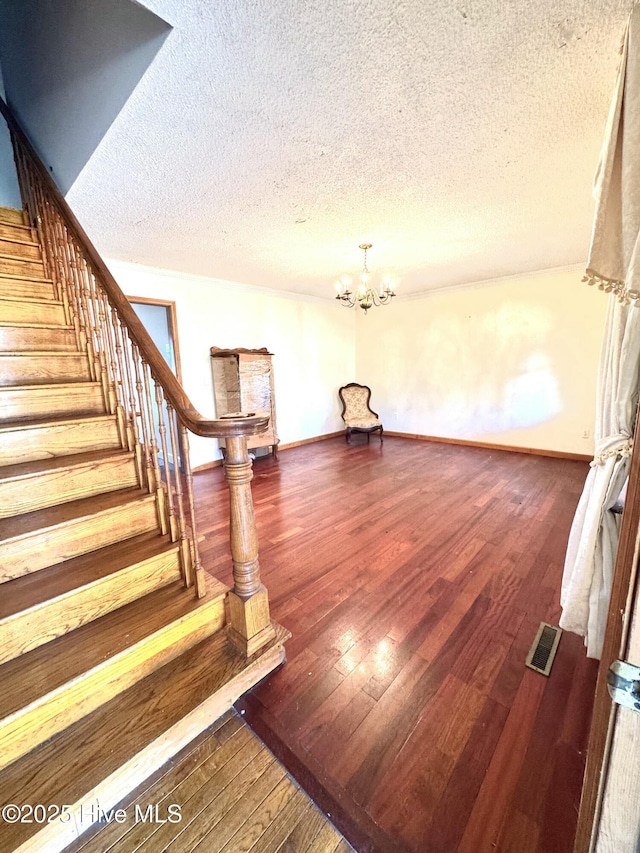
[0, 117, 21, 208]
[0, 0, 171, 192]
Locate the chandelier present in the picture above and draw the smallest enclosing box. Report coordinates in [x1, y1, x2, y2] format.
[334, 243, 397, 314]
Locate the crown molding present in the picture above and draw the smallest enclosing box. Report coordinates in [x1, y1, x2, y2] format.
[105, 257, 332, 306]
[106, 257, 586, 306]
[398, 263, 586, 302]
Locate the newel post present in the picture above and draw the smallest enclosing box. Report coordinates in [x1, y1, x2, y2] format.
[224, 434, 275, 656]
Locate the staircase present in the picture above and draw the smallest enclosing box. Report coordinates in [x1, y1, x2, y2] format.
[0, 162, 286, 849]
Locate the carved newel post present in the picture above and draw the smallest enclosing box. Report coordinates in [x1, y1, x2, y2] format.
[224, 434, 276, 655]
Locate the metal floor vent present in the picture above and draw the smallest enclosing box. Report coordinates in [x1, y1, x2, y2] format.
[525, 622, 562, 676]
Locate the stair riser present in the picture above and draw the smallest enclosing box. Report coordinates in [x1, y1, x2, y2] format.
[0, 299, 65, 325]
[0, 207, 27, 226]
[0, 497, 160, 582]
[0, 255, 45, 278]
[0, 223, 34, 242]
[0, 276, 56, 300]
[0, 418, 121, 466]
[0, 455, 139, 519]
[0, 550, 182, 666]
[0, 354, 90, 385]
[0, 325, 76, 351]
[0, 238, 40, 260]
[0, 383, 105, 420]
[0, 596, 226, 772]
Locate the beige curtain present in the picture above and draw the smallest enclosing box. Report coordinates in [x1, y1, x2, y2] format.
[560, 7, 640, 659]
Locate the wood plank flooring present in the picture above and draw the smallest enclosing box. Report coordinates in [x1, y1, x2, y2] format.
[68, 709, 352, 853]
[193, 436, 599, 853]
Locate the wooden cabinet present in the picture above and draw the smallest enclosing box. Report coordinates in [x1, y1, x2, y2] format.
[210, 347, 279, 458]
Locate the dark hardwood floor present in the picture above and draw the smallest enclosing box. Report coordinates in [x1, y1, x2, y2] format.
[193, 436, 599, 853]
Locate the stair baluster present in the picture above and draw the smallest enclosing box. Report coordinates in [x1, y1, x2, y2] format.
[181, 422, 206, 597]
[154, 382, 176, 538]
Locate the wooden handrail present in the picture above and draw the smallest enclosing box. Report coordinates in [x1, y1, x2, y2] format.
[0, 97, 267, 441]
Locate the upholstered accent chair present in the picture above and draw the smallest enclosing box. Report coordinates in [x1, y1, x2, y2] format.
[338, 383, 384, 444]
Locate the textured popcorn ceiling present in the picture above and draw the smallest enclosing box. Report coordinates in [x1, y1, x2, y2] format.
[67, 0, 632, 298]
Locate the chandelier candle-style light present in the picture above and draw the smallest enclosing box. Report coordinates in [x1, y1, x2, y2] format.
[334, 243, 397, 314]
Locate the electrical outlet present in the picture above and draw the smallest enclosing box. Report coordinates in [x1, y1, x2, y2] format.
[582, 429, 591, 439]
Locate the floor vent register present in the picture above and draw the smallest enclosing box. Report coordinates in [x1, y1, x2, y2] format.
[526, 622, 562, 676]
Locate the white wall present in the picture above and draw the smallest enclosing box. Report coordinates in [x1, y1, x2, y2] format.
[355, 267, 606, 455]
[107, 260, 356, 469]
[106, 261, 603, 462]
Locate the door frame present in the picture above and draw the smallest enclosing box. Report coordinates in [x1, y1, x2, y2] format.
[574, 407, 640, 851]
[126, 296, 183, 382]
[126, 296, 186, 471]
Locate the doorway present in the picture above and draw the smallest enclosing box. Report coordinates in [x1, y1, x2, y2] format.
[128, 297, 184, 472]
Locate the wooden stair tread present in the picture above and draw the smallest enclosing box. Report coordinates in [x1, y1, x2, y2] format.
[0, 382, 106, 423]
[0, 294, 62, 307]
[0, 324, 77, 353]
[0, 237, 41, 261]
[0, 576, 229, 718]
[0, 250, 43, 263]
[0, 447, 133, 481]
[0, 320, 73, 331]
[0, 533, 184, 669]
[0, 277, 56, 302]
[0, 621, 289, 852]
[0, 352, 90, 386]
[0, 207, 27, 226]
[0, 356, 91, 387]
[0, 413, 121, 464]
[0, 379, 99, 391]
[0, 487, 153, 543]
[0, 223, 34, 241]
[0, 255, 45, 278]
[0, 270, 53, 284]
[0, 532, 178, 620]
[0, 349, 83, 357]
[0, 296, 65, 326]
[0, 235, 39, 250]
[0, 412, 116, 434]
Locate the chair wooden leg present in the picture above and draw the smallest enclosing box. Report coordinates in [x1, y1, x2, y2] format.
[346, 428, 351, 444]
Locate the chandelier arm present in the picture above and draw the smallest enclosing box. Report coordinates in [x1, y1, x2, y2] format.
[336, 292, 357, 308]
